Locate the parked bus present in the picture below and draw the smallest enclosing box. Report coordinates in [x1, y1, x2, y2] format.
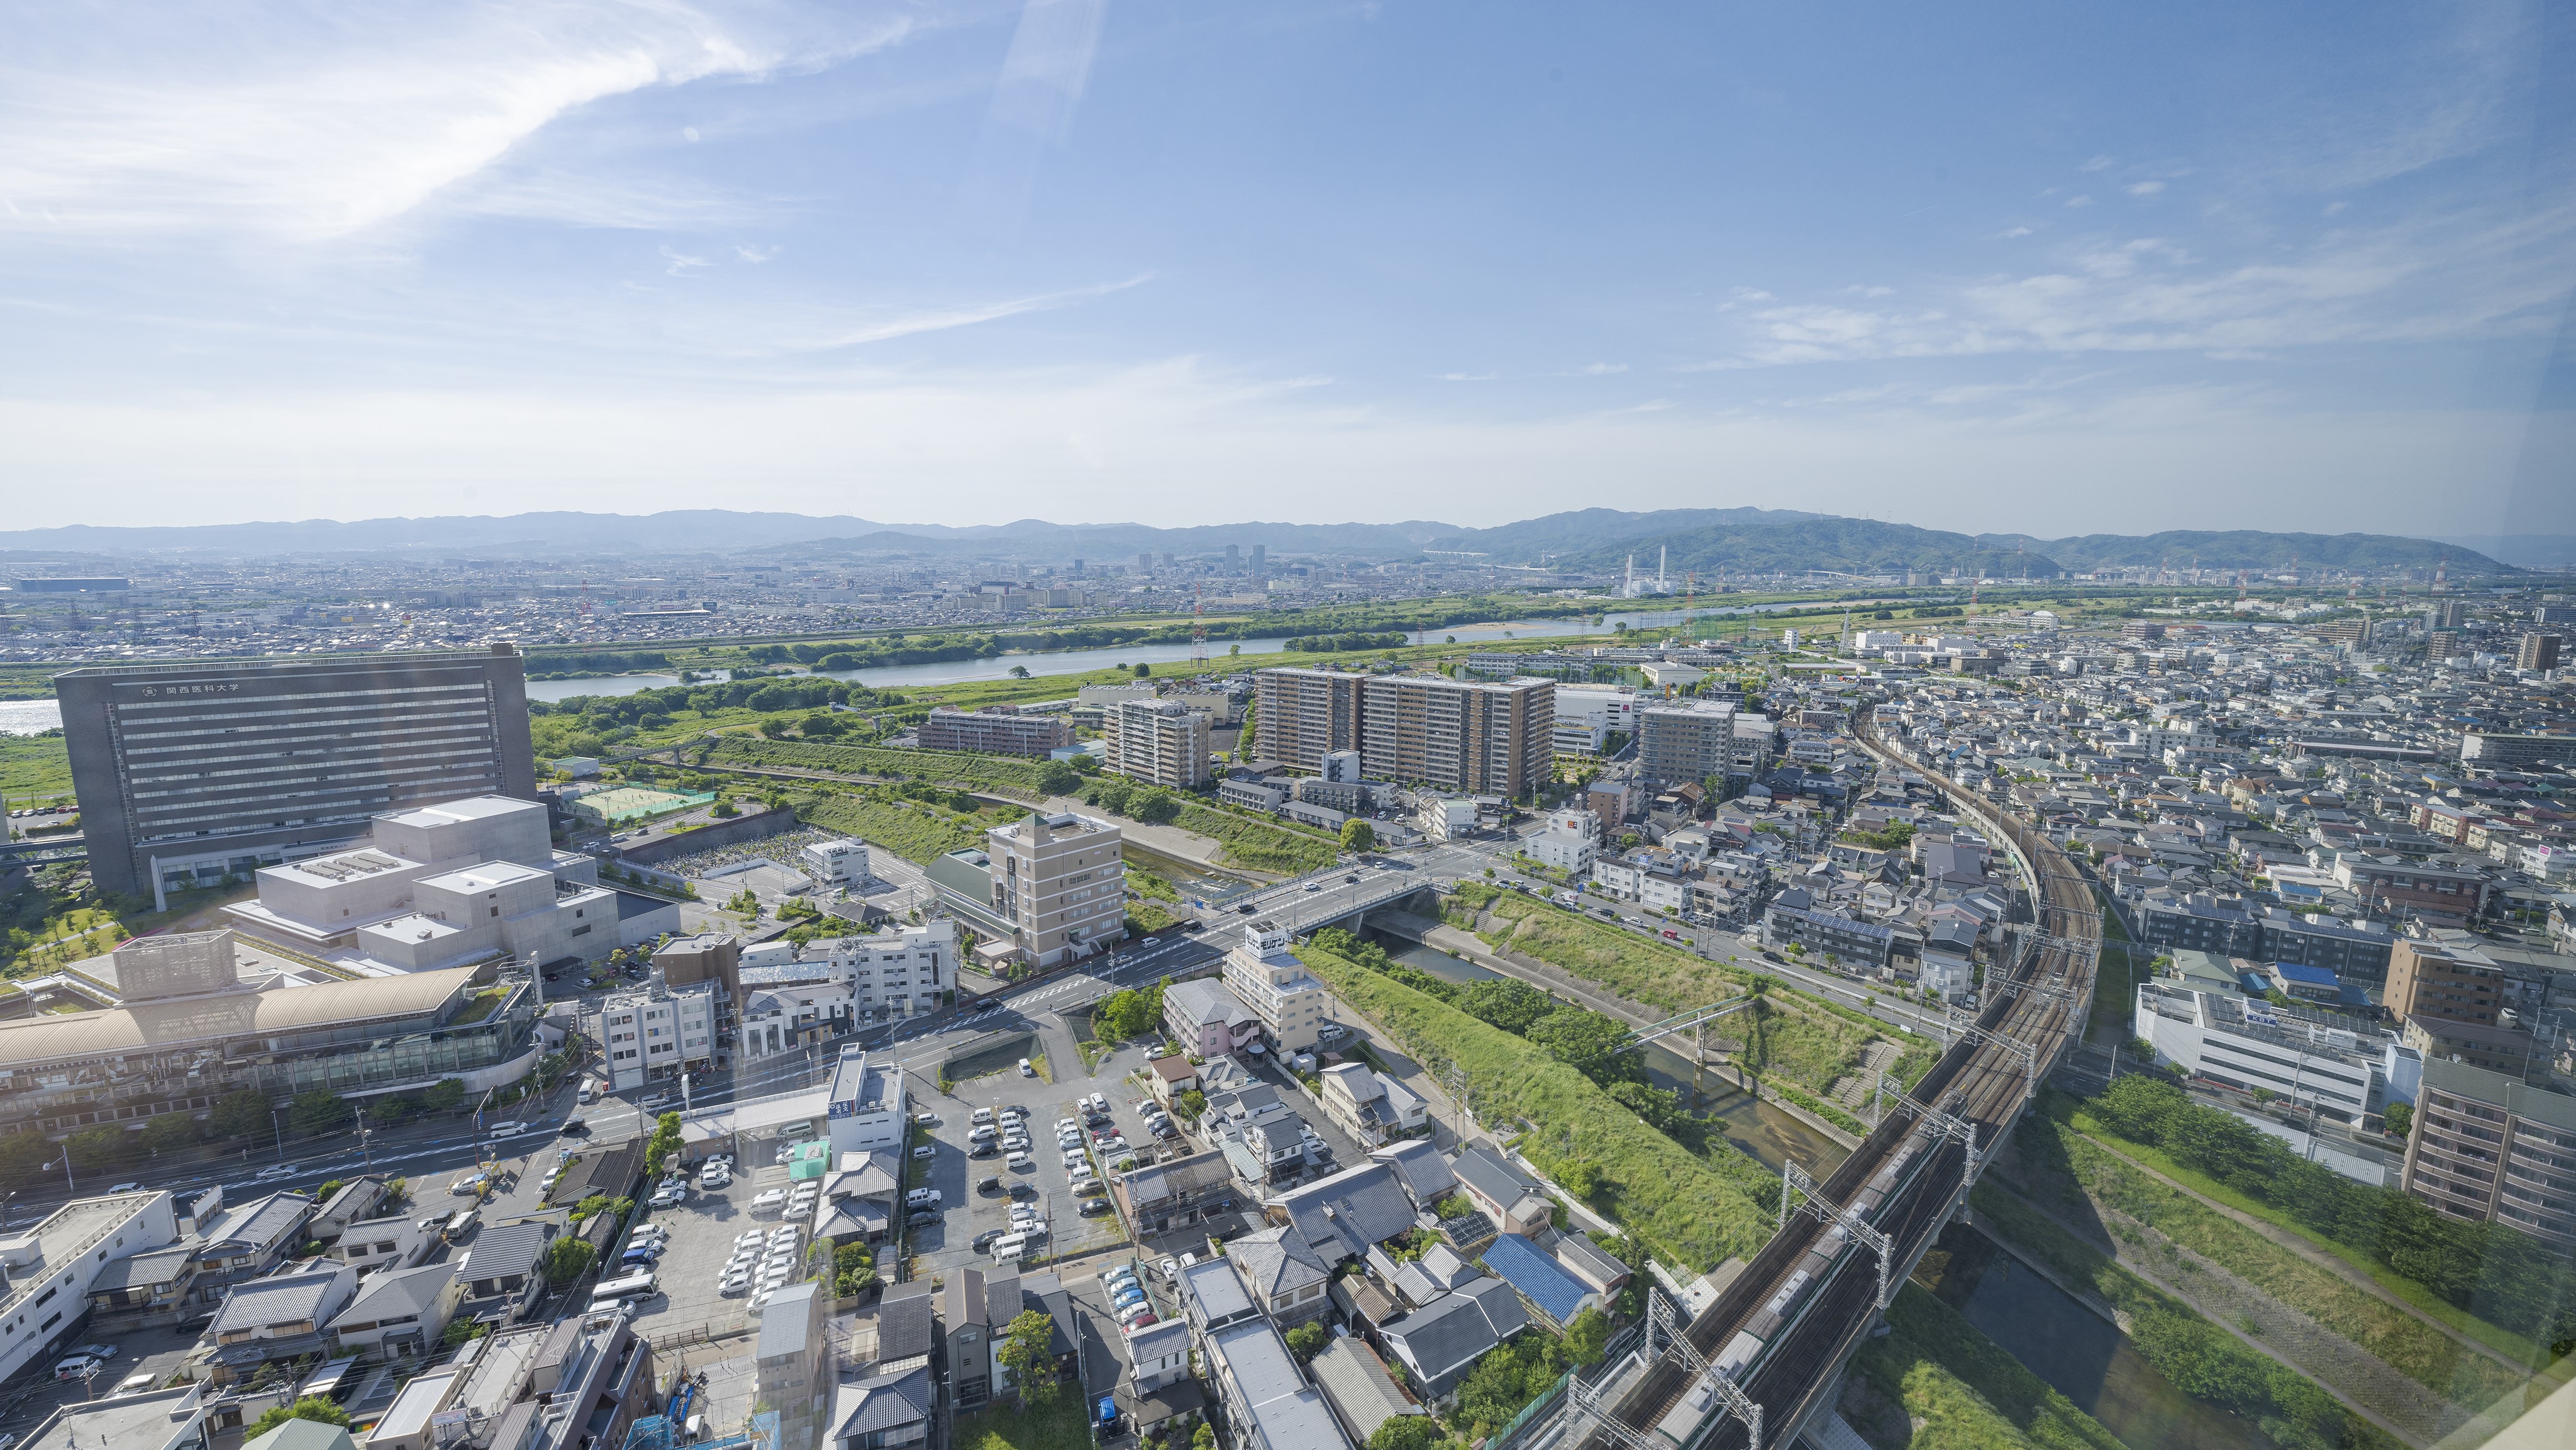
[589, 1269, 660, 1310]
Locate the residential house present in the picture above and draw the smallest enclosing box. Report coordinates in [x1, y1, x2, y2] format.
[1148, 1055, 1202, 1108]
[1308, 1337, 1424, 1449]
[308, 1178, 389, 1244]
[86, 1241, 204, 1328]
[827, 1363, 934, 1450]
[199, 1259, 357, 1385]
[1379, 1278, 1531, 1402]
[816, 1151, 901, 1246]
[943, 1269, 997, 1410]
[330, 1263, 463, 1357]
[1111, 1147, 1242, 1238]
[1317, 1064, 1425, 1147]
[1226, 1225, 1334, 1327]
[1271, 1162, 1419, 1264]
[455, 1219, 553, 1321]
[1165, 979, 1264, 1059]
[1128, 1319, 1191, 1393]
[1205, 1313, 1353, 1450]
[1477, 1233, 1602, 1329]
[1550, 1233, 1633, 1300]
[1450, 1145, 1553, 1237]
[328, 1213, 440, 1274]
[186, 1191, 316, 1309]
[1368, 1140, 1456, 1209]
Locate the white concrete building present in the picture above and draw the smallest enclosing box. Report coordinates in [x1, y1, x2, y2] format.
[2135, 981, 2419, 1124]
[800, 840, 871, 890]
[225, 795, 666, 972]
[0, 1191, 179, 1386]
[985, 811, 1126, 968]
[1526, 808, 1601, 873]
[740, 921, 957, 1061]
[1222, 922, 1335, 1055]
[1416, 796, 1477, 842]
[1552, 685, 1638, 756]
[601, 973, 721, 1091]
[823, 1046, 909, 1156]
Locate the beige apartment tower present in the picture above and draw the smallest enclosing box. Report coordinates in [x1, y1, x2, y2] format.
[1252, 667, 1367, 771]
[985, 810, 1126, 968]
[1359, 674, 1554, 800]
[1107, 698, 1212, 789]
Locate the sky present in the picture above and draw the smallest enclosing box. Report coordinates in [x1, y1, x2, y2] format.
[2, 1, 2572, 540]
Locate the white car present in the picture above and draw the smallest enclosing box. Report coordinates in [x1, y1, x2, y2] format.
[489, 1120, 526, 1136]
[1018, 1058, 1035, 1076]
[649, 1185, 685, 1208]
[719, 1271, 751, 1295]
[751, 1188, 787, 1213]
[736, 1229, 765, 1248]
[257, 1164, 299, 1181]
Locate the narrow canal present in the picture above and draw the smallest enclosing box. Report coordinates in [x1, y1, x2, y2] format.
[1363, 930, 1850, 1177]
[1916, 1223, 2275, 1450]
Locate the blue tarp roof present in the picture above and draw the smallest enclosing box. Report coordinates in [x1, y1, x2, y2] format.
[2273, 962, 2339, 985]
[1478, 1233, 1592, 1327]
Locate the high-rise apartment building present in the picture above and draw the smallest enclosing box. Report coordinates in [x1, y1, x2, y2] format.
[1106, 698, 1211, 789]
[918, 705, 1074, 757]
[2385, 937, 2502, 1028]
[1358, 674, 1553, 798]
[601, 971, 719, 1090]
[985, 810, 1126, 968]
[1220, 920, 1333, 1054]
[1636, 700, 1774, 788]
[2401, 1057, 2576, 1248]
[57, 647, 537, 905]
[2519, 633, 2562, 672]
[1253, 667, 1367, 772]
[2424, 600, 2467, 630]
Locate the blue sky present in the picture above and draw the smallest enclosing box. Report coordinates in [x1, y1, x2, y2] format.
[2, 1, 2570, 538]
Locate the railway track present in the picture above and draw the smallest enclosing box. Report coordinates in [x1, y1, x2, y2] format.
[1549, 715, 2103, 1450]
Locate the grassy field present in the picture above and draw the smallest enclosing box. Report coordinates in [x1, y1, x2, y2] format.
[2045, 1093, 2548, 1369]
[2016, 1112, 2528, 1410]
[1970, 1183, 2404, 1450]
[710, 736, 1049, 798]
[1447, 882, 1937, 1093]
[952, 1395, 1092, 1450]
[2086, 883, 2140, 1046]
[1300, 937, 1775, 1272]
[1169, 800, 1338, 874]
[792, 789, 1004, 866]
[1844, 1283, 2130, 1450]
[0, 733, 72, 805]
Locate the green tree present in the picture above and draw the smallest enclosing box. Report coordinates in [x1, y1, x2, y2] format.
[1010, 665, 1033, 679]
[142, 1112, 200, 1156]
[2382, 1101, 2413, 1138]
[1527, 1007, 1643, 1086]
[545, 1236, 597, 1285]
[289, 1088, 343, 1137]
[1038, 759, 1082, 795]
[444, 1316, 493, 1346]
[1175, 1088, 1208, 1120]
[1285, 1322, 1328, 1362]
[1564, 1306, 1611, 1366]
[1132, 662, 1152, 678]
[1192, 1424, 1216, 1450]
[1368, 1417, 1442, 1450]
[211, 1089, 272, 1139]
[369, 1095, 414, 1127]
[1338, 819, 1376, 854]
[999, 1307, 1061, 1403]
[247, 1398, 352, 1438]
[67, 1126, 131, 1170]
[1454, 979, 1557, 1037]
[422, 1078, 467, 1113]
[1133, 790, 1180, 825]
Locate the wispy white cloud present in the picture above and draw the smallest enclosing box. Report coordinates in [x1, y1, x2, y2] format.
[1580, 362, 1629, 374]
[0, 1, 913, 242]
[791, 274, 1153, 351]
[2127, 180, 2166, 196]
[660, 246, 711, 276]
[735, 244, 781, 264]
[1998, 226, 2034, 238]
[2065, 194, 2095, 208]
[2079, 155, 2115, 172]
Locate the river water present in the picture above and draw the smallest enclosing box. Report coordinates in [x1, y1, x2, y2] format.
[1919, 1222, 2274, 1450]
[1365, 931, 1850, 1176]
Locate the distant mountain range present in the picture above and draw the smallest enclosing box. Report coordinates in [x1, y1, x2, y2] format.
[0, 507, 2506, 576]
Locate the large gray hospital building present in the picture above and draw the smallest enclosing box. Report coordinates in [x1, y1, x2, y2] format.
[56, 646, 539, 904]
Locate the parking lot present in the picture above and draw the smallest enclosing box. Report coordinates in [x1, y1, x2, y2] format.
[619, 1146, 805, 1344]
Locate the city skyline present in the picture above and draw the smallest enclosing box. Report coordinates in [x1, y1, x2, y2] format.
[1, 3, 2569, 538]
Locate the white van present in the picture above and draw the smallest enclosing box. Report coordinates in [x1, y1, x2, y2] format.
[1006, 1151, 1033, 1170]
[971, 1108, 996, 1126]
[991, 1232, 1032, 1263]
[591, 1269, 660, 1308]
[578, 1080, 599, 1105]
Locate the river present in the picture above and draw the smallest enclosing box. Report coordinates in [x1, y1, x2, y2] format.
[5, 597, 1885, 724]
[1919, 1222, 2273, 1450]
[1364, 930, 1850, 1176]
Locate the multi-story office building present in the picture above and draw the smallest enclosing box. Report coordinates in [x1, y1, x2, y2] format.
[1255, 668, 1367, 772]
[56, 647, 538, 905]
[1220, 921, 1334, 1054]
[0, 1190, 183, 1385]
[2401, 1057, 2576, 1247]
[2518, 633, 2562, 672]
[918, 705, 1073, 757]
[1357, 675, 1552, 799]
[738, 920, 956, 1059]
[2134, 980, 2416, 1124]
[985, 810, 1126, 968]
[600, 972, 719, 1090]
[1636, 701, 1772, 788]
[1107, 698, 1212, 789]
[2460, 733, 2576, 769]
